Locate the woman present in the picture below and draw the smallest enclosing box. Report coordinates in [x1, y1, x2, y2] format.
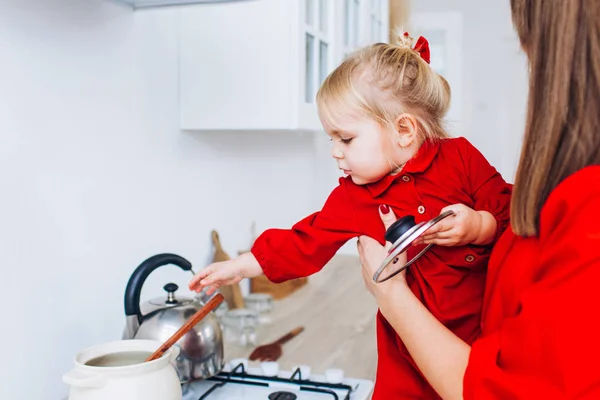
[357, 1, 600, 399]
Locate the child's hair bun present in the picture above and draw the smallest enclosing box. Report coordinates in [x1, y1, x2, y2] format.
[391, 29, 416, 50]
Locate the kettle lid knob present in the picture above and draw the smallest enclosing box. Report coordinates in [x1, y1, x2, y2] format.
[164, 283, 179, 304]
[164, 283, 178, 292]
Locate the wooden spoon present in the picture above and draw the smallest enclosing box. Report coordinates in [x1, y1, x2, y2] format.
[145, 293, 224, 362]
[249, 326, 305, 362]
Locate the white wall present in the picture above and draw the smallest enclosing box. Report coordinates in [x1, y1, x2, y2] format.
[0, 1, 531, 398]
[0, 1, 320, 399]
[408, 0, 529, 182]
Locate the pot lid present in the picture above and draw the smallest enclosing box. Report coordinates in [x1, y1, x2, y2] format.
[373, 210, 455, 283]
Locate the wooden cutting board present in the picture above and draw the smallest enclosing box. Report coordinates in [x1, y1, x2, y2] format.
[250, 274, 308, 299]
[211, 230, 245, 309]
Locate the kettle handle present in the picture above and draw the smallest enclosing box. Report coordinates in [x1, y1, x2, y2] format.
[124, 253, 192, 323]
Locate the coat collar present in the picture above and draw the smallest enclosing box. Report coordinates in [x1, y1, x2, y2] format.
[366, 140, 441, 198]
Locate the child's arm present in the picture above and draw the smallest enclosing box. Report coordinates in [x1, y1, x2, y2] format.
[462, 137, 512, 245]
[251, 179, 362, 283]
[415, 138, 512, 247]
[189, 179, 361, 293]
[473, 210, 497, 245]
[188, 252, 262, 294]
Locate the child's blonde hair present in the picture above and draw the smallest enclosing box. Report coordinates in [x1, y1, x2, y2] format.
[316, 31, 451, 141]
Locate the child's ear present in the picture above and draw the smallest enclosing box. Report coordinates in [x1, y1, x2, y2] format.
[394, 113, 418, 147]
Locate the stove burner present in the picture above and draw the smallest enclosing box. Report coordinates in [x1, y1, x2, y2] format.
[269, 392, 298, 400]
[193, 369, 354, 399]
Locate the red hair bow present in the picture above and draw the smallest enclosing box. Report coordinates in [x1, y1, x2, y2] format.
[413, 36, 430, 64]
[404, 32, 430, 64]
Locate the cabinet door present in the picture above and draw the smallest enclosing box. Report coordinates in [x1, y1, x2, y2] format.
[367, 0, 389, 44]
[342, 0, 361, 58]
[332, 0, 389, 65]
[180, 1, 294, 131]
[297, 0, 335, 130]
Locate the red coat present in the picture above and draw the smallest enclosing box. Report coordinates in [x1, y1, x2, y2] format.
[464, 166, 600, 399]
[251, 137, 512, 399]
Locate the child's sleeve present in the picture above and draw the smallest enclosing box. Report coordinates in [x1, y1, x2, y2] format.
[459, 138, 513, 245]
[250, 179, 361, 283]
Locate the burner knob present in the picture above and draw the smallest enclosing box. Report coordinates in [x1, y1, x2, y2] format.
[261, 361, 279, 377]
[385, 215, 416, 243]
[325, 368, 344, 384]
[269, 392, 298, 400]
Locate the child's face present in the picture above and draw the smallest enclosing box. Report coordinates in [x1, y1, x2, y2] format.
[323, 113, 403, 185]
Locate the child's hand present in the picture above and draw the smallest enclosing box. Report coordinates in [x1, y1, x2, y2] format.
[413, 204, 494, 247]
[188, 252, 263, 295]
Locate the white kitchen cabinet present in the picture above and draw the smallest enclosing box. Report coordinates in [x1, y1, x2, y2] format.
[179, 0, 389, 132]
[180, 0, 333, 131]
[341, 0, 389, 57]
[367, 0, 389, 44]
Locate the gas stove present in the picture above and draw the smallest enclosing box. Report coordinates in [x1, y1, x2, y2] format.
[182, 360, 374, 400]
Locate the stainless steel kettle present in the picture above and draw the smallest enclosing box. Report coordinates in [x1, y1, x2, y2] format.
[122, 253, 224, 382]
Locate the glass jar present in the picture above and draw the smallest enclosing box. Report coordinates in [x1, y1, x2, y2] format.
[244, 293, 274, 324]
[221, 308, 259, 346]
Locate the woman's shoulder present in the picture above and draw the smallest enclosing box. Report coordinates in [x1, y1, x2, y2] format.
[543, 166, 600, 210]
[539, 166, 600, 238]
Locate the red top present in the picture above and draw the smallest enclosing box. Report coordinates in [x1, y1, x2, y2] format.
[464, 166, 600, 399]
[252, 137, 512, 398]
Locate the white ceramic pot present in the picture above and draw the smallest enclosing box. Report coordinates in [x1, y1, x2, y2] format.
[63, 339, 182, 400]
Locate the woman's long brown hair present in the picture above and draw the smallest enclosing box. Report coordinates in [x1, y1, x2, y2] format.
[510, 0, 600, 236]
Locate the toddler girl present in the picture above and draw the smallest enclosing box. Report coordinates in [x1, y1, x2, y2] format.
[189, 32, 511, 399]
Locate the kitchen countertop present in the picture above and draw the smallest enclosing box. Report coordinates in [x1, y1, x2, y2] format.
[223, 254, 378, 389]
